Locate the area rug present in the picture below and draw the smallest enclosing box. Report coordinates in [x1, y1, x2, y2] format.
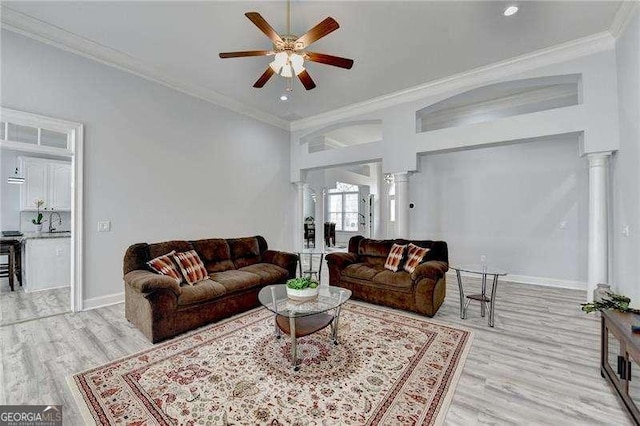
[68, 302, 472, 425]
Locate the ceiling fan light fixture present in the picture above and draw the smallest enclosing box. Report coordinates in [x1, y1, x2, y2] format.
[290, 53, 305, 75]
[269, 51, 288, 73]
[280, 64, 294, 78]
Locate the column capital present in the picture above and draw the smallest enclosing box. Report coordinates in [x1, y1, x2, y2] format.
[393, 172, 411, 182]
[295, 181, 306, 190]
[587, 151, 613, 167]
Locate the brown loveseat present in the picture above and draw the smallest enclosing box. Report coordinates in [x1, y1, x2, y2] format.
[124, 236, 297, 343]
[326, 236, 449, 316]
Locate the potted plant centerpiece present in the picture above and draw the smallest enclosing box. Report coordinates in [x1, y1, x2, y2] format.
[286, 277, 319, 302]
[32, 199, 45, 233]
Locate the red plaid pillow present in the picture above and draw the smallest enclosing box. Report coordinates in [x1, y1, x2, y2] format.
[146, 250, 183, 284]
[384, 243, 407, 272]
[403, 243, 430, 273]
[173, 250, 209, 285]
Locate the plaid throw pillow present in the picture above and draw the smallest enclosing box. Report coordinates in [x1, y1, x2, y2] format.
[146, 250, 183, 284]
[403, 243, 430, 273]
[384, 243, 407, 272]
[173, 250, 209, 285]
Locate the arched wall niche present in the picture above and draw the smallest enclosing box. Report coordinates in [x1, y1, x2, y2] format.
[416, 74, 582, 133]
[299, 119, 383, 153]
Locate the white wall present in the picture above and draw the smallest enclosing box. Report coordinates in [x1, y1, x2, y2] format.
[1, 30, 294, 303]
[612, 8, 640, 303]
[409, 135, 588, 287]
[1, 149, 72, 232]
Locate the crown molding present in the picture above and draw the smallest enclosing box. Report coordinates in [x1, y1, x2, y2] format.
[290, 31, 615, 132]
[0, 6, 290, 130]
[609, 0, 639, 39]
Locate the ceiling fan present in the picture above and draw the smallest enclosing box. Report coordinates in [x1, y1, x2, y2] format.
[219, 1, 354, 91]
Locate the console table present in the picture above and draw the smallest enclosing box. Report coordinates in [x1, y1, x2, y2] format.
[601, 309, 640, 424]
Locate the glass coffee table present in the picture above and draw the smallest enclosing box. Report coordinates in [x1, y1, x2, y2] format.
[258, 285, 351, 371]
[451, 264, 507, 327]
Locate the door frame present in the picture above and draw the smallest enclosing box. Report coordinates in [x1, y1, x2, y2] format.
[0, 107, 84, 312]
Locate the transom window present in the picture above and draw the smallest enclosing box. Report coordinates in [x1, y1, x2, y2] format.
[328, 182, 359, 231]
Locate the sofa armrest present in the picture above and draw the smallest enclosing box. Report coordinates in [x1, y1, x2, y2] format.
[124, 270, 182, 297]
[263, 250, 298, 278]
[325, 252, 358, 270]
[411, 260, 449, 282]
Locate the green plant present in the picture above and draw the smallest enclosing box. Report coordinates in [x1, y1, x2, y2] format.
[286, 277, 318, 290]
[581, 291, 640, 314]
[32, 199, 45, 225]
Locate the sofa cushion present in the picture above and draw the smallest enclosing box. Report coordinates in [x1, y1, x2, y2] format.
[342, 263, 382, 281]
[372, 270, 413, 291]
[148, 240, 194, 261]
[228, 237, 261, 269]
[209, 270, 262, 293]
[177, 279, 227, 306]
[147, 250, 183, 284]
[358, 239, 394, 268]
[173, 250, 210, 285]
[384, 244, 407, 272]
[191, 238, 235, 273]
[239, 263, 288, 284]
[403, 243, 430, 273]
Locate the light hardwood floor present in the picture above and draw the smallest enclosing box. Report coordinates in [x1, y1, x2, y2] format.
[0, 280, 70, 326]
[0, 276, 631, 425]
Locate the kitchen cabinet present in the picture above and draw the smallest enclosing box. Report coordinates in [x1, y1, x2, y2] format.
[22, 236, 71, 293]
[19, 157, 72, 211]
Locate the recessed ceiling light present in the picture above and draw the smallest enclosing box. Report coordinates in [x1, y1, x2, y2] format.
[503, 5, 519, 16]
[279, 94, 289, 101]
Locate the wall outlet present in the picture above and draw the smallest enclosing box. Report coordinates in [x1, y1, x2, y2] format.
[480, 255, 487, 264]
[559, 221, 568, 230]
[98, 221, 111, 232]
[623, 225, 631, 237]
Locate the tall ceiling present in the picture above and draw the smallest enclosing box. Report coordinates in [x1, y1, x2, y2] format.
[2, 1, 622, 123]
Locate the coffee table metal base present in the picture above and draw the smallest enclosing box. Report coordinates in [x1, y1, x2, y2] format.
[274, 310, 342, 371]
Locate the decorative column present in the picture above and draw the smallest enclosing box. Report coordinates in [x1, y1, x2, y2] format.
[394, 172, 410, 238]
[587, 152, 612, 301]
[295, 182, 305, 251]
[314, 188, 326, 250]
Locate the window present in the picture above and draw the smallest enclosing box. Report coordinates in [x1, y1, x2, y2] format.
[389, 183, 396, 222]
[328, 182, 359, 231]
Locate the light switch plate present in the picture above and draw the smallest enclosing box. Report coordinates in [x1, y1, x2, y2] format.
[98, 221, 111, 232]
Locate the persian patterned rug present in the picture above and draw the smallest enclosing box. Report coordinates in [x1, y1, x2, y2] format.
[68, 303, 472, 425]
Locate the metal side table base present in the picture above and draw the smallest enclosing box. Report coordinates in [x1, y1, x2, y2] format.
[454, 265, 506, 328]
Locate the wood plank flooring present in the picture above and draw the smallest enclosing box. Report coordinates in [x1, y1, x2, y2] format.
[0, 276, 631, 425]
[0, 280, 70, 326]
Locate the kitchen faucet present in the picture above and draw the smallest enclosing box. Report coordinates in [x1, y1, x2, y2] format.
[48, 211, 62, 233]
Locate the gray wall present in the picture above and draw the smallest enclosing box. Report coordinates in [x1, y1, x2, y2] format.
[1, 30, 294, 302]
[409, 135, 588, 286]
[612, 9, 640, 304]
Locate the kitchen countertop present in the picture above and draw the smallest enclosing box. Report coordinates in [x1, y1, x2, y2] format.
[1, 232, 71, 242]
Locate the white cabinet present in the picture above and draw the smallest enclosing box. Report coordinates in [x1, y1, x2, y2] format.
[49, 162, 72, 210]
[19, 157, 72, 211]
[22, 237, 71, 293]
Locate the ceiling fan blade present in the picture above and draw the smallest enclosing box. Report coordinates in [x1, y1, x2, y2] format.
[305, 52, 354, 69]
[245, 12, 283, 44]
[219, 50, 272, 59]
[296, 17, 339, 48]
[298, 70, 317, 90]
[253, 67, 275, 88]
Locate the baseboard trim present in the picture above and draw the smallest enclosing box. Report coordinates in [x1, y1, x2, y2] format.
[23, 285, 69, 294]
[446, 271, 586, 291]
[83, 292, 124, 310]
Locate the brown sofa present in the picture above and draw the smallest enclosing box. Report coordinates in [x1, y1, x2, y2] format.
[326, 236, 449, 316]
[124, 236, 297, 343]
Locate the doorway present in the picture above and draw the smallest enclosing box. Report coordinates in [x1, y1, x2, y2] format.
[0, 108, 84, 325]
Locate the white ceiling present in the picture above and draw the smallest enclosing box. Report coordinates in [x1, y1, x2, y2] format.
[3, 1, 622, 123]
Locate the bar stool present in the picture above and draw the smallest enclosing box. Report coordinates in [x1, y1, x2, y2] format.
[0, 242, 16, 291]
